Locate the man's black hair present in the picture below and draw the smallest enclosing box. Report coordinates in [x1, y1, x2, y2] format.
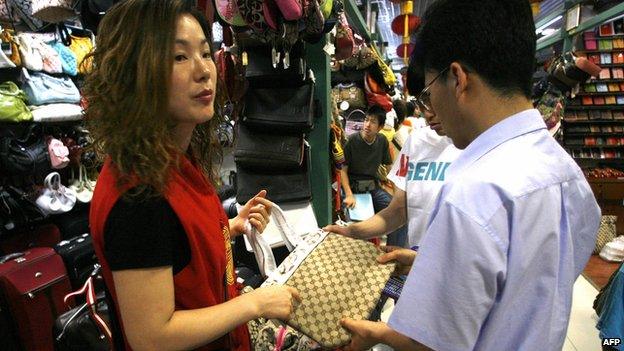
[411, 0, 536, 98]
[366, 105, 387, 127]
[393, 100, 407, 126]
[406, 100, 416, 117]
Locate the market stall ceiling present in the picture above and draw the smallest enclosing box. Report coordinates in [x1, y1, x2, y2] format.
[381, 0, 563, 70]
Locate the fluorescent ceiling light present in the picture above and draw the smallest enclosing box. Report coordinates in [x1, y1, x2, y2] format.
[535, 15, 562, 34]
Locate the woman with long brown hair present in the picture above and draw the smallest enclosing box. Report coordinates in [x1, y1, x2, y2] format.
[84, 1, 300, 350]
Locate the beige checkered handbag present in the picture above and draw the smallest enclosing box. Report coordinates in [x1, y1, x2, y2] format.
[594, 215, 618, 254]
[247, 219, 395, 349]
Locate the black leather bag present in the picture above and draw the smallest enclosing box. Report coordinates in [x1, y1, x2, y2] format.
[0, 124, 50, 176]
[244, 43, 307, 87]
[54, 233, 98, 290]
[53, 266, 114, 351]
[234, 124, 304, 171]
[236, 146, 311, 204]
[242, 81, 314, 133]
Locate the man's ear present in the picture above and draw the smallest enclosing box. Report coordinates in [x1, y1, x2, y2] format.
[450, 62, 469, 99]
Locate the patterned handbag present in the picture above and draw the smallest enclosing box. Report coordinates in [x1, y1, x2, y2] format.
[594, 215, 618, 254]
[245, 211, 395, 349]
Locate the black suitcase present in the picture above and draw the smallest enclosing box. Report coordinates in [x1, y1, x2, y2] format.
[54, 234, 99, 290]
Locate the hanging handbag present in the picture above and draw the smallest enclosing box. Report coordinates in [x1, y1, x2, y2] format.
[69, 164, 95, 204]
[0, 81, 33, 122]
[32, 0, 75, 23]
[274, 0, 303, 21]
[1, 29, 21, 66]
[334, 13, 354, 61]
[595, 215, 618, 254]
[53, 266, 114, 351]
[48, 138, 70, 169]
[0, 33, 15, 68]
[242, 78, 315, 132]
[36, 172, 77, 215]
[370, 46, 396, 87]
[215, 0, 247, 26]
[301, 0, 325, 43]
[332, 82, 366, 109]
[236, 146, 311, 204]
[244, 210, 396, 349]
[16, 33, 44, 71]
[234, 124, 305, 171]
[244, 42, 307, 86]
[7, 0, 45, 30]
[21, 68, 81, 105]
[69, 34, 94, 74]
[50, 41, 78, 76]
[0, 124, 50, 175]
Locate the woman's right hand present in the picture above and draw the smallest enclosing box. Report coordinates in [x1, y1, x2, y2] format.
[247, 285, 301, 320]
[377, 246, 417, 276]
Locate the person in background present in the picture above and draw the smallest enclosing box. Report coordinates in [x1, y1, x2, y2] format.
[395, 100, 426, 149]
[336, 0, 601, 350]
[341, 105, 407, 247]
[326, 67, 461, 251]
[84, 1, 299, 350]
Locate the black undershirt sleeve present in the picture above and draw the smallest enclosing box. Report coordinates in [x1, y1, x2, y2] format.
[103, 188, 191, 274]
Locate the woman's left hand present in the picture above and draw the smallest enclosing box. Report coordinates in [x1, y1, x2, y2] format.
[230, 190, 273, 236]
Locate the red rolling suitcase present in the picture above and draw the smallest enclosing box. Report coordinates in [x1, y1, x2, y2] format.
[0, 247, 74, 350]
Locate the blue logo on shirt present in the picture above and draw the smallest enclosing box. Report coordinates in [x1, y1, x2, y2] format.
[406, 162, 451, 181]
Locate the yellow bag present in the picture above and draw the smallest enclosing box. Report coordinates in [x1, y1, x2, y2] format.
[69, 35, 93, 74]
[1, 29, 21, 66]
[320, 0, 333, 19]
[371, 45, 396, 87]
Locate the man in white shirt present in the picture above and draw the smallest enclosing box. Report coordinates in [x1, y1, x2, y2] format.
[325, 106, 460, 249]
[333, 1, 601, 350]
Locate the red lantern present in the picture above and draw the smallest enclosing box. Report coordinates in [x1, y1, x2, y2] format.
[391, 14, 420, 36]
[396, 43, 415, 59]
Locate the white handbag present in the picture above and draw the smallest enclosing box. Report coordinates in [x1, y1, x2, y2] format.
[0, 28, 15, 68]
[16, 33, 44, 71]
[31, 0, 75, 23]
[69, 165, 95, 204]
[600, 237, 624, 262]
[36, 172, 77, 215]
[31, 103, 83, 122]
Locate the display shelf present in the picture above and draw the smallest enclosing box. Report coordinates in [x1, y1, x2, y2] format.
[592, 63, 624, 68]
[575, 91, 624, 96]
[589, 79, 624, 83]
[564, 119, 624, 123]
[577, 49, 624, 54]
[566, 145, 624, 148]
[565, 132, 624, 136]
[565, 105, 624, 110]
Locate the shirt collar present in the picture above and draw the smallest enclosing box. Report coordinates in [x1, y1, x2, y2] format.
[446, 109, 546, 179]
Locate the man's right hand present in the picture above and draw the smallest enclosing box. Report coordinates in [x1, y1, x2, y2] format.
[343, 194, 356, 209]
[377, 246, 417, 276]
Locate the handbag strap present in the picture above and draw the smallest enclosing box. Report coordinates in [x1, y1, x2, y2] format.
[242, 203, 303, 277]
[62, 265, 113, 343]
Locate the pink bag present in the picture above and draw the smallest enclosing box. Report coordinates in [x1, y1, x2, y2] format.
[48, 138, 70, 169]
[274, 0, 303, 21]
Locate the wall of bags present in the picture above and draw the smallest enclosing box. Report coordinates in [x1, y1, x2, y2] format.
[0, 1, 108, 349]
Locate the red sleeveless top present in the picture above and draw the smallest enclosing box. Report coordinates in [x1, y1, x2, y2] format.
[90, 156, 250, 351]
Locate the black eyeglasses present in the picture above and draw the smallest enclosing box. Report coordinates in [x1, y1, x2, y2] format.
[417, 67, 449, 112]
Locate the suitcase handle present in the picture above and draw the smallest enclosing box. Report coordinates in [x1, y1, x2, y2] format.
[0, 252, 24, 264]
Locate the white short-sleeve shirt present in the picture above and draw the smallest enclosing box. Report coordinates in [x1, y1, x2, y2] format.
[388, 109, 601, 351]
[388, 127, 461, 248]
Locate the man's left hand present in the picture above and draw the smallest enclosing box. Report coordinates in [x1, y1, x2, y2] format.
[340, 318, 387, 351]
[230, 190, 273, 236]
